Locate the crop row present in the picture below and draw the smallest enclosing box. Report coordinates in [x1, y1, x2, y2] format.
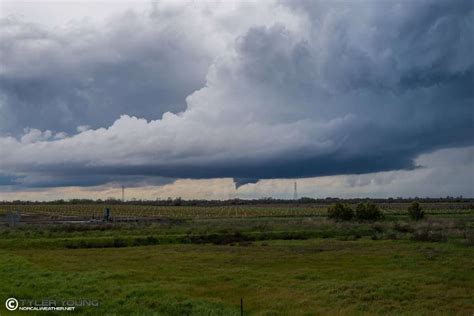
[0, 203, 472, 220]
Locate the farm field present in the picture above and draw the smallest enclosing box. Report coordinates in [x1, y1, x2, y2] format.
[0, 201, 473, 220]
[0, 201, 473, 315]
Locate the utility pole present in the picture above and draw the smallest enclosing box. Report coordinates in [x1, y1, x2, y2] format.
[293, 182, 298, 200]
[122, 185, 125, 202]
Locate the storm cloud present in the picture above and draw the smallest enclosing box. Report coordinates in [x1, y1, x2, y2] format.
[0, 0, 473, 191]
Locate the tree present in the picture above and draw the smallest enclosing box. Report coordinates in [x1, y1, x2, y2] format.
[355, 202, 383, 221]
[408, 202, 424, 221]
[327, 203, 354, 221]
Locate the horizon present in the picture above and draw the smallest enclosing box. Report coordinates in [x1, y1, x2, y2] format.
[2, 196, 473, 204]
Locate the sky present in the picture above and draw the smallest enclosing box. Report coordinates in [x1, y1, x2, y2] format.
[0, 0, 473, 201]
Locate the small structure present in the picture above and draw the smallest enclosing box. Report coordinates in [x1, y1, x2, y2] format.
[103, 207, 110, 222]
[6, 210, 21, 227]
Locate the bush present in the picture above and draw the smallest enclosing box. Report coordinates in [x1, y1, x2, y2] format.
[408, 202, 424, 221]
[393, 222, 415, 233]
[463, 230, 474, 247]
[355, 202, 383, 221]
[327, 203, 354, 221]
[411, 229, 446, 242]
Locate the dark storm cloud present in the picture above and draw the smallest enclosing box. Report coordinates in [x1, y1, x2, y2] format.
[0, 9, 213, 135]
[15, 175, 175, 189]
[0, 0, 473, 190]
[0, 174, 17, 186]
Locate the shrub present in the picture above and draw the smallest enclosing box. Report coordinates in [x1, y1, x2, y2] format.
[408, 202, 424, 221]
[393, 222, 415, 233]
[464, 230, 474, 247]
[371, 224, 385, 233]
[355, 202, 383, 221]
[411, 229, 446, 242]
[327, 203, 354, 221]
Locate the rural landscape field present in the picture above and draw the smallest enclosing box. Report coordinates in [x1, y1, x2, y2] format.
[1, 199, 473, 314]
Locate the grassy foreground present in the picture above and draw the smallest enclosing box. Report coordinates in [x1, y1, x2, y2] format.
[0, 238, 473, 315]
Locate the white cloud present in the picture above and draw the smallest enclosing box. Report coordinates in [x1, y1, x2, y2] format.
[76, 125, 91, 133]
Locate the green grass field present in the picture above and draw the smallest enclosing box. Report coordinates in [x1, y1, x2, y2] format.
[0, 203, 473, 315]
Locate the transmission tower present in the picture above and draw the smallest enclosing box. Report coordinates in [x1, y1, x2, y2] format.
[293, 182, 298, 200]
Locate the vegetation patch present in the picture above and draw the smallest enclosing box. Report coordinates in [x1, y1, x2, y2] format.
[327, 203, 354, 221]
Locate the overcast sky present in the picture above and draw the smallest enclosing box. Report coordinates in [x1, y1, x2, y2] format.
[0, 0, 473, 201]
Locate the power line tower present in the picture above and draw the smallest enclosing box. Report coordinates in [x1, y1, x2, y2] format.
[122, 185, 125, 202]
[293, 182, 298, 200]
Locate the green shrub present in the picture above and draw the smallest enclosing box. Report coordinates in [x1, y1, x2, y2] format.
[327, 203, 354, 221]
[355, 202, 383, 221]
[463, 230, 474, 247]
[411, 229, 446, 242]
[393, 222, 415, 233]
[408, 202, 424, 221]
